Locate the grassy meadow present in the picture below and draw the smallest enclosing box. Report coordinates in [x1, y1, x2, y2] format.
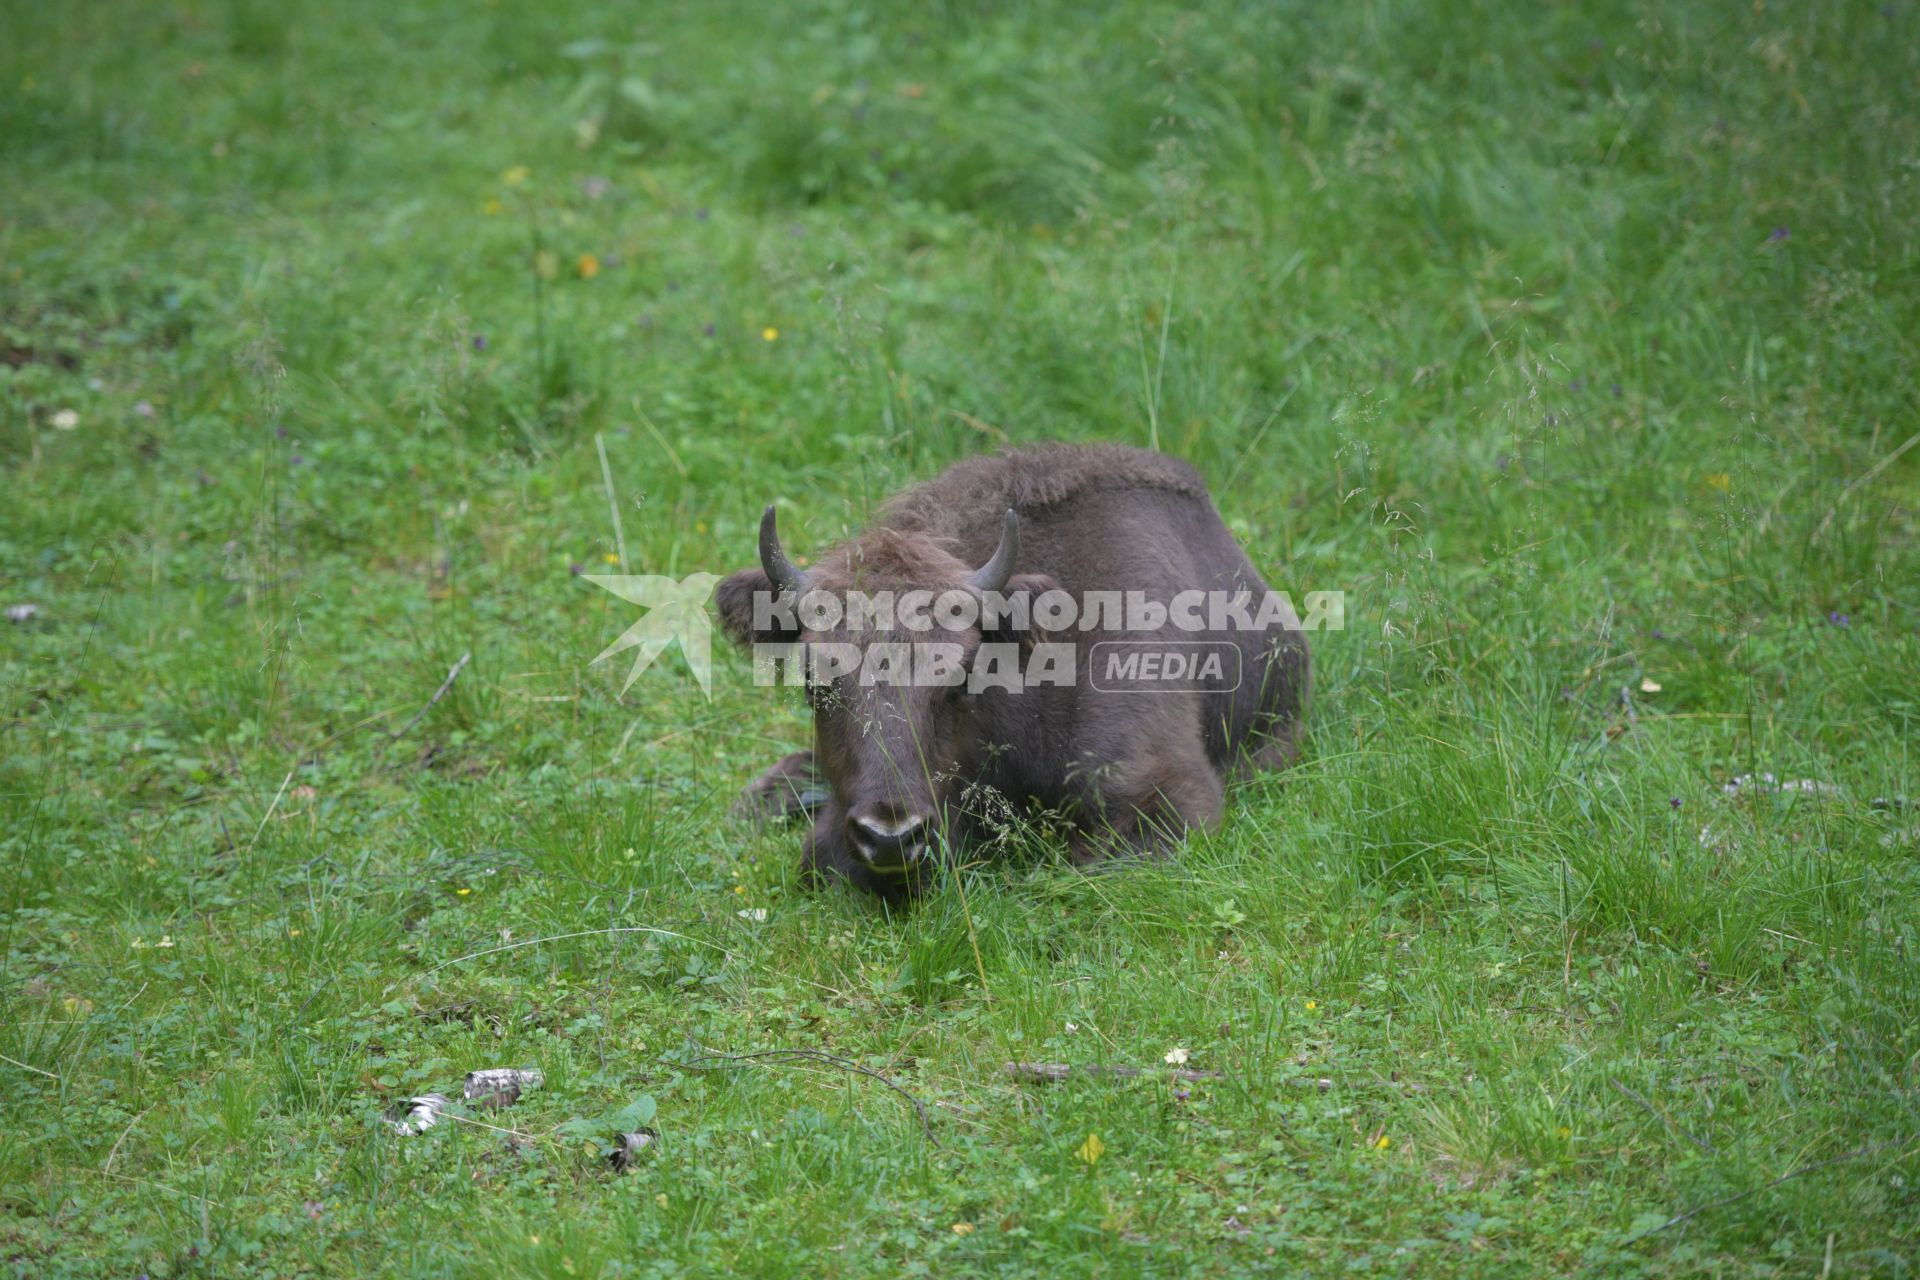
[3, 0, 1918, 1274]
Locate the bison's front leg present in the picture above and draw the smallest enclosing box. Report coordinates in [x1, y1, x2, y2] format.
[731, 751, 826, 824]
[1070, 742, 1225, 866]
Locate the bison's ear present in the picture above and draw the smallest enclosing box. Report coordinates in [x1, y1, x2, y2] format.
[1005, 571, 1060, 599]
[715, 568, 797, 649]
[986, 571, 1062, 649]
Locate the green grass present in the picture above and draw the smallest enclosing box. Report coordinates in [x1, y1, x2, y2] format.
[3, 0, 1918, 1274]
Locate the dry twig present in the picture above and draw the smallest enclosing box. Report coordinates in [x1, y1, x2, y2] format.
[1003, 1061, 1225, 1084]
[390, 650, 472, 740]
[1627, 1139, 1910, 1241]
[1609, 1077, 1714, 1153]
[680, 1048, 940, 1147]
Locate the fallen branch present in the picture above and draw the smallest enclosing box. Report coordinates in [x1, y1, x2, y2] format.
[102, 1104, 155, 1173]
[1004, 1062, 1224, 1084]
[0, 1051, 58, 1081]
[1722, 772, 1841, 800]
[464, 1067, 544, 1109]
[608, 1129, 655, 1171]
[1608, 1077, 1714, 1153]
[397, 925, 729, 987]
[439, 1111, 534, 1142]
[388, 1068, 543, 1138]
[680, 1048, 939, 1147]
[1812, 427, 1920, 541]
[388, 1093, 450, 1135]
[1000, 1063, 1428, 1093]
[390, 650, 472, 740]
[1627, 1139, 1910, 1241]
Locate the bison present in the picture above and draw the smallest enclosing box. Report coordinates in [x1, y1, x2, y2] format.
[716, 443, 1309, 900]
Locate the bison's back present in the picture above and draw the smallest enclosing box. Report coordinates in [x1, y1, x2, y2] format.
[882, 444, 1256, 608]
[896, 444, 1307, 775]
[878, 444, 1212, 544]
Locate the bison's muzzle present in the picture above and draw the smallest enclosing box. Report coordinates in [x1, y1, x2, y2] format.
[847, 806, 933, 873]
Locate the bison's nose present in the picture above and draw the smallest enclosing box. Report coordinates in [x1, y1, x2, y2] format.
[848, 808, 931, 867]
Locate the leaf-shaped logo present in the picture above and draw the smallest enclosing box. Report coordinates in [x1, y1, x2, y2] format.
[585, 573, 722, 698]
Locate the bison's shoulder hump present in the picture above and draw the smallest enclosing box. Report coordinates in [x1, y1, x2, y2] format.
[888, 444, 1210, 523]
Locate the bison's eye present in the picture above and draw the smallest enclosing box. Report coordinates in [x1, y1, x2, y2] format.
[950, 683, 976, 710]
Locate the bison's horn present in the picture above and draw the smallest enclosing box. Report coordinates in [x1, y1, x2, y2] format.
[758, 504, 808, 596]
[968, 509, 1020, 594]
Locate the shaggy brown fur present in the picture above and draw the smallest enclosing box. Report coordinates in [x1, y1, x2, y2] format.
[718, 443, 1309, 903]
[876, 443, 1211, 537]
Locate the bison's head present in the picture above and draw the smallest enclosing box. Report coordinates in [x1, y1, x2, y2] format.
[718, 506, 1050, 897]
